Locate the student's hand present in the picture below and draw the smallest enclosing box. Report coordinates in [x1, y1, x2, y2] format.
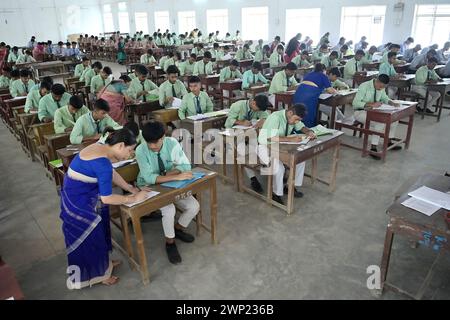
[140, 90, 148, 96]
[131, 191, 149, 203]
[307, 131, 317, 140]
[175, 172, 194, 181]
[64, 127, 73, 133]
[166, 96, 174, 104]
[42, 117, 52, 123]
[288, 135, 303, 143]
[241, 120, 252, 127]
[253, 119, 265, 129]
[372, 102, 382, 108]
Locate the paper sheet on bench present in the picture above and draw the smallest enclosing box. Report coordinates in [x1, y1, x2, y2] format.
[401, 197, 441, 216]
[408, 186, 450, 210]
[123, 191, 160, 207]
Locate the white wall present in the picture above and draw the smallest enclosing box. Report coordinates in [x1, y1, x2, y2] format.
[1, 0, 449, 47]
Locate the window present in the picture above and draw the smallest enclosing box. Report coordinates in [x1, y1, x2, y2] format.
[241, 7, 269, 41]
[206, 9, 228, 35]
[178, 11, 196, 34]
[103, 4, 114, 32]
[285, 8, 321, 42]
[412, 5, 450, 47]
[118, 2, 130, 34]
[154, 11, 170, 32]
[340, 6, 386, 46]
[135, 12, 149, 35]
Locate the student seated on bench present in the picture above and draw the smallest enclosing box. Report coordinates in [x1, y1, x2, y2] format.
[54, 95, 89, 133]
[135, 121, 200, 264]
[178, 76, 213, 119]
[24, 81, 51, 113]
[10, 69, 35, 98]
[38, 83, 72, 123]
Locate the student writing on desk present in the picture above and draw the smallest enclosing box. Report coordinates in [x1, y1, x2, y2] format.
[352, 74, 402, 160]
[241, 61, 269, 90]
[10, 69, 35, 98]
[257, 104, 316, 204]
[127, 65, 159, 102]
[24, 81, 51, 113]
[318, 67, 349, 122]
[136, 121, 200, 264]
[411, 57, 442, 114]
[193, 51, 214, 76]
[54, 95, 89, 133]
[268, 62, 299, 107]
[379, 52, 405, 98]
[343, 49, 365, 86]
[38, 84, 72, 123]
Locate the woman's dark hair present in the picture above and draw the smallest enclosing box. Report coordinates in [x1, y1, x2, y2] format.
[124, 121, 139, 137]
[119, 75, 131, 82]
[314, 63, 326, 73]
[142, 121, 165, 143]
[104, 127, 137, 146]
[285, 37, 299, 57]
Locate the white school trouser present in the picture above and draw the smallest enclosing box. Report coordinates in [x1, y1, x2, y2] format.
[344, 78, 354, 87]
[159, 196, 200, 238]
[411, 85, 441, 110]
[354, 110, 398, 146]
[387, 86, 398, 99]
[318, 104, 345, 121]
[257, 144, 305, 196]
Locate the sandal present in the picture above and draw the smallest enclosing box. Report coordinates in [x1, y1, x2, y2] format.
[102, 276, 119, 286]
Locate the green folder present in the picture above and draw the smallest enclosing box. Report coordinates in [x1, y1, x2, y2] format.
[49, 159, 63, 169]
[311, 125, 334, 136]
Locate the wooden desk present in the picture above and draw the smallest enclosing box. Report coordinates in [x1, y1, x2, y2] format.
[31, 61, 71, 80]
[243, 84, 269, 99]
[118, 167, 218, 285]
[363, 104, 417, 161]
[56, 141, 93, 170]
[394, 63, 411, 74]
[220, 80, 243, 107]
[318, 90, 358, 129]
[380, 174, 450, 299]
[125, 100, 162, 126]
[3, 97, 26, 133]
[238, 59, 253, 72]
[17, 112, 39, 160]
[44, 133, 71, 162]
[152, 108, 179, 125]
[353, 71, 379, 87]
[274, 90, 295, 110]
[388, 74, 415, 99]
[363, 62, 381, 71]
[200, 74, 220, 95]
[239, 131, 343, 215]
[180, 114, 228, 135]
[424, 78, 450, 122]
[295, 66, 313, 80]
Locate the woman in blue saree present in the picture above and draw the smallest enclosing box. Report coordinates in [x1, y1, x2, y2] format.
[61, 128, 150, 289]
[292, 63, 337, 127]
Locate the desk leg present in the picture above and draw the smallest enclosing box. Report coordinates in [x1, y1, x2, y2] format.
[131, 217, 150, 285]
[120, 210, 135, 268]
[381, 121, 390, 162]
[210, 178, 218, 244]
[267, 170, 273, 206]
[329, 144, 340, 192]
[311, 157, 318, 185]
[330, 105, 337, 129]
[380, 223, 395, 293]
[362, 117, 370, 157]
[405, 114, 414, 150]
[237, 164, 244, 192]
[422, 90, 429, 120]
[196, 193, 203, 237]
[437, 90, 444, 122]
[286, 156, 295, 216]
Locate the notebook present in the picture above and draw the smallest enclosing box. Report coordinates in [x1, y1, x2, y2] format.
[161, 172, 206, 189]
[123, 191, 160, 208]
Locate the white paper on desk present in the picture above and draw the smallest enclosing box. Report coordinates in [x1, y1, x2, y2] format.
[391, 100, 417, 106]
[29, 110, 38, 114]
[222, 53, 232, 60]
[408, 186, 450, 210]
[280, 137, 310, 145]
[319, 93, 333, 100]
[171, 98, 182, 109]
[232, 125, 253, 130]
[337, 89, 357, 96]
[401, 197, 441, 216]
[377, 104, 400, 111]
[123, 191, 160, 207]
[112, 159, 135, 169]
[187, 114, 209, 121]
[366, 71, 379, 76]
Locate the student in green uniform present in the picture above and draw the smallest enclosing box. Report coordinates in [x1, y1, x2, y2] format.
[179, 53, 197, 76]
[7, 46, 20, 64]
[163, 52, 181, 72]
[269, 44, 285, 68]
[80, 61, 102, 86]
[236, 44, 254, 61]
[268, 62, 299, 106]
[311, 44, 329, 62]
[135, 121, 199, 264]
[38, 84, 72, 122]
[91, 66, 112, 96]
[318, 68, 348, 122]
[178, 76, 213, 119]
[321, 51, 340, 69]
[193, 51, 214, 76]
[10, 69, 35, 97]
[16, 50, 36, 64]
[352, 74, 401, 159]
[74, 56, 90, 78]
[191, 43, 205, 57]
[127, 65, 159, 102]
[140, 49, 157, 65]
[210, 43, 220, 59]
[54, 95, 89, 133]
[70, 98, 121, 144]
[411, 57, 442, 113]
[338, 45, 348, 60]
[257, 104, 316, 203]
[159, 65, 188, 108]
[362, 46, 378, 64]
[241, 61, 269, 89]
[225, 95, 269, 129]
[0, 66, 12, 89]
[254, 45, 271, 62]
[343, 49, 365, 86]
[379, 51, 403, 98]
[219, 59, 243, 82]
[24, 81, 51, 113]
[291, 51, 311, 68]
[381, 43, 402, 64]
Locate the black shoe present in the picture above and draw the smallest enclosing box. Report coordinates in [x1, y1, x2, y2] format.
[369, 146, 381, 160]
[250, 177, 263, 193]
[425, 108, 434, 114]
[272, 194, 284, 205]
[166, 242, 182, 264]
[416, 106, 424, 113]
[445, 172, 450, 177]
[388, 141, 402, 151]
[283, 186, 304, 198]
[175, 228, 195, 243]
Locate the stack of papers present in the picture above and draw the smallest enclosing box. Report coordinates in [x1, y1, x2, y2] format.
[311, 124, 335, 136]
[401, 186, 450, 216]
[123, 191, 160, 207]
[161, 172, 206, 189]
[319, 93, 333, 100]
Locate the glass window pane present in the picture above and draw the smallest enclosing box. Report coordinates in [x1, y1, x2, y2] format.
[155, 11, 170, 32]
[178, 11, 196, 34]
[285, 8, 321, 42]
[118, 12, 129, 34]
[135, 12, 149, 35]
[242, 7, 269, 41]
[206, 9, 228, 35]
[118, 2, 127, 12]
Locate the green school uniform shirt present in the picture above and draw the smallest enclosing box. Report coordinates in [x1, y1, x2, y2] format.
[321, 56, 339, 68]
[254, 50, 266, 62]
[352, 79, 389, 110]
[361, 52, 373, 64]
[0, 75, 10, 89]
[235, 49, 254, 61]
[136, 137, 191, 186]
[10, 79, 36, 97]
[258, 110, 305, 145]
[90, 75, 111, 94]
[158, 79, 188, 108]
[241, 70, 269, 89]
[379, 62, 397, 77]
[25, 88, 46, 113]
[178, 91, 213, 119]
[179, 60, 196, 76]
[193, 60, 214, 76]
[343, 58, 364, 80]
[159, 56, 169, 68]
[269, 52, 283, 68]
[7, 52, 19, 63]
[38, 92, 71, 121]
[74, 64, 88, 78]
[163, 58, 180, 72]
[219, 67, 243, 82]
[70, 111, 121, 144]
[311, 50, 326, 62]
[215, 50, 225, 61]
[16, 55, 36, 64]
[268, 70, 298, 94]
[224, 99, 269, 128]
[291, 55, 311, 68]
[53, 105, 89, 134]
[414, 66, 440, 85]
[331, 79, 349, 90]
[127, 77, 159, 102]
[140, 54, 157, 65]
[80, 68, 97, 86]
[191, 48, 205, 57]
